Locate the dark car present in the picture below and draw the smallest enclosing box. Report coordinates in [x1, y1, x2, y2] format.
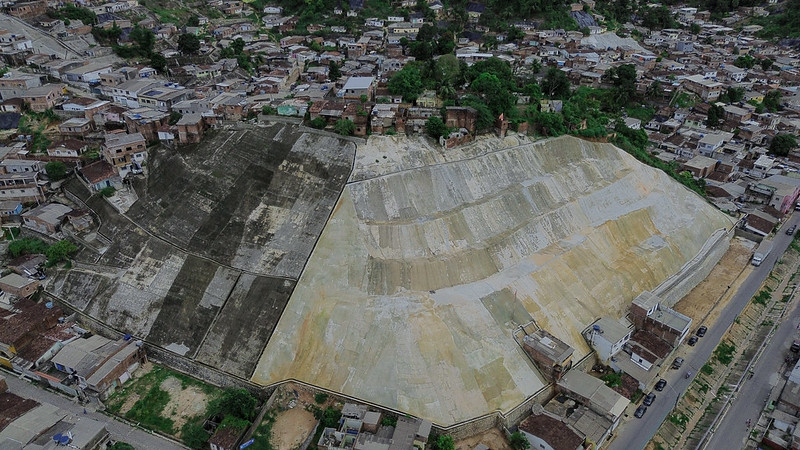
[787, 225, 797, 236]
[655, 379, 667, 391]
[634, 405, 647, 418]
[697, 326, 708, 337]
[643, 392, 656, 406]
[688, 336, 698, 346]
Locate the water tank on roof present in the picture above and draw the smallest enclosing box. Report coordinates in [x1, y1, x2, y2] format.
[123, 334, 131, 340]
[45, 302, 53, 309]
[593, 324, 601, 331]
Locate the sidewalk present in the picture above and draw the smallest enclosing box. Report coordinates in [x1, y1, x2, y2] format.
[3, 372, 186, 449]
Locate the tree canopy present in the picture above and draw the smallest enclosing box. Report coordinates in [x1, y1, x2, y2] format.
[541, 67, 571, 99]
[426, 116, 449, 139]
[769, 134, 798, 157]
[178, 33, 201, 55]
[45, 161, 68, 181]
[388, 66, 424, 102]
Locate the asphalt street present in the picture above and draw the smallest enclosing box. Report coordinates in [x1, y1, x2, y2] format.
[705, 272, 800, 448]
[3, 372, 186, 449]
[608, 212, 800, 450]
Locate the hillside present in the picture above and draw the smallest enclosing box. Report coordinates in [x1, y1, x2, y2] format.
[253, 134, 734, 425]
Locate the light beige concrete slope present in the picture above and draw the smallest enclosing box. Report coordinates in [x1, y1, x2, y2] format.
[253, 135, 734, 425]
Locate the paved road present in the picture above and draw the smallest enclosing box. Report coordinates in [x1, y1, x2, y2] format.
[3, 373, 186, 449]
[608, 213, 800, 450]
[705, 278, 800, 448]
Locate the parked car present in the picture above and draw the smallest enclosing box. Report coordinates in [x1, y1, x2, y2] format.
[634, 405, 647, 418]
[672, 357, 684, 369]
[792, 340, 800, 353]
[696, 326, 708, 337]
[655, 379, 667, 391]
[787, 225, 797, 236]
[643, 392, 656, 406]
[688, 336, 698, 346]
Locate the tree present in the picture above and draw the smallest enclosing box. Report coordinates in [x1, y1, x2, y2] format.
[733, 54, 756, 69]
[388, 66, 423, 102]
[690, 23, 701, 34]
[470, 72, 516, 117]
[334, 119, 355, 136]
[640, 6, 675, 29]
[760, 58, 774, 71]
[45, 240, 78, 264]
[129, 25, 155, 55]
[328, 60, 341, 81]
[426, 116, 449, 139]
[541, 67, 571, 99]
[763, 90, 782, 112]
[8, 238, 47, 258]
[509, 432, 531, 450]
[186, 15, 200, 27]
[149, 53, 167, 73]
[530, 110, 566, 137]
[178, 33, 201, 55]
[769, 134, 798, 157]
[433, 54, 461, 86]
[604, 64, 637, 108]
[212, 388, 258, 421]
[431, 436, 454, 450]
[309, 117, 327, 129]
[45, 161, 68, 180]
[646, 80, 662, 99]
[109, 444, 135, 450]
[169, 111, 182, 125]
[706, 104, 724, 127]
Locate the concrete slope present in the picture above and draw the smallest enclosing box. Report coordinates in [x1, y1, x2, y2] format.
[252, 135, 734, 425]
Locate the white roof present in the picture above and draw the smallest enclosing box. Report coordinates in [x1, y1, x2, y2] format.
[343, 76, 374, 90]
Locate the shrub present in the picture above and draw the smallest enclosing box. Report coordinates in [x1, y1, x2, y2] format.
[314, 393, 328, 404]
[99, 186, 116, 197]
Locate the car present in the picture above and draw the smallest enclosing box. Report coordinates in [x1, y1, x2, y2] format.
[634, 405, 647, 418]
[655, 379, 667, 391]
[672, 357, 684, 369]
[787, 226, 797, 236]
[643, 392, 656, 406]
[688, 336, 698, 346]
[696, 326, 708, 337]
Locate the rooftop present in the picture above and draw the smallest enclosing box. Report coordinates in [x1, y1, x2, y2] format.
[22, 202, 73, 225]
[518, 413, 584, 450]
[522, 329, 574, 365]
[558, 370, 628, 419]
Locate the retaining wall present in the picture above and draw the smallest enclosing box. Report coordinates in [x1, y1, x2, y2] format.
[653, 227, 734, 307]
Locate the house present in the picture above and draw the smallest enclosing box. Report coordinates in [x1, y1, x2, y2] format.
[102, 132, 147, 178]
[0, 273, 39, 298]
[0, 200, 21, 216]
[209, 426, 244, 450]
[445, 107, 477, 135]
[50, 335, 146, 399]
[683, 74, 723, 101]
[743, 209, 779, 236]
[466, 2, 486, 22]
[176, 113, 206, 144]
[518, 412, 585, 450]
[8, 0, 46, 17]
[22, 202, 73, 234]
[683, 155, 718, 178]
[0, 173, 45, 203]
[58, 117, 93, 137]
[630, 291, 692, 347]
[0, 159, 43, 174]
[761, 174, 800, 214]
[19, 84, 63, 112]
[584, 317, 634, 363]
[557, 370, 628, 424]
[697, 132, 733, 157]
[47, 139, 89, 159]
[0, 298, 64, 370]
[7, 254, 46, 279]
[59, 62, 113, 87]
[79, 160, 121, 191]
[123, 107, 170, 142]
[521, 329, 574, 381]
[0, 74, 41, 100]
[339, 76, 375, 101]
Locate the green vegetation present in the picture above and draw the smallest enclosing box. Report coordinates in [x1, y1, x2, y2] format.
[309, 117, 327, 129]
[178, 33, 201, 55]
[45, 240, 78, 265]
[770, 134, 797, 157]
[601, 372, 622, 388]
[45, 161, 68, 181]
[334, 119, 355, 136]
[109, 443, 135, 450]
[208, 388, 259, 421]
[380, 415, 397, 426]
[701, 364, 714, 375]
[51, 4, 97, 25]
[426, 116, 449, 140]
[112, 26, 166, 72]
[753, 289, 771, 306]
[714, 341, 736, 366]
[388, 66, 424, 102]
[753, 0, 800, 39]
[99, 186, 116, 197]
[314, 392, 328, 404]
[668, 412, 690, 428]
[8, 237, 48, 258]
[245, 413, 276, 450]
[126, 383, 175, 433]
[509, 431, 530, 450]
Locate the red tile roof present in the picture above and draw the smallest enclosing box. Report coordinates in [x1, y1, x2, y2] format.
[518, 414, 584, 450]
[80, 160, 116, 184]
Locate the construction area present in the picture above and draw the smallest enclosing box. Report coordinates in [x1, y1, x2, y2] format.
[253, 133, 734, 425]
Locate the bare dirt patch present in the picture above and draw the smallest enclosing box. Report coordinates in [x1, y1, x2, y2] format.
[271, 407, 317, 450]
[455, 427, 510, 450]
[674, 237, 755, 328]
[159, 377, 211, 433]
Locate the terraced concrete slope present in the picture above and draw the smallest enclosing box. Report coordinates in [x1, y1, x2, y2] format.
[253, 134, 734, 425]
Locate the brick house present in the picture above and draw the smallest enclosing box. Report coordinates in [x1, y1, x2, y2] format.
[102, 132, 147, 178]
[20, 84, 63, 112]
[58, 117, 93, 137]
[521, 329, 574, 381]
[176, 113, 206, 144]
[0, 273, 39, 298]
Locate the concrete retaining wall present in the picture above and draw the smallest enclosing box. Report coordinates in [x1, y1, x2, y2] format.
[653, 227, 734, 307]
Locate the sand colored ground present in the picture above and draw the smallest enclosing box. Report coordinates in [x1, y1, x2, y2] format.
[455, 428, 511, 450]
[159, 377, 210, 434]
[673, 237, 756, 327]
[271, 407, 318, 450]
[254, 135, 734, 425]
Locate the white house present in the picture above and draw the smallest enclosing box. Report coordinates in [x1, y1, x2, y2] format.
[585, 317, 634, 363]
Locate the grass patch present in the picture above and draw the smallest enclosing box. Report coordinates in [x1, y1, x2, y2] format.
[626, 105, 655, 123]
[762, 320, 774, 327]
[125, 384, 174, 433]
[701, 364, 714, 376]
[668, 412, 690, 429]
[246, 413, 276, 450]
[630, 389, 643, 403]
[714, 341, 736, 365]
[753, 289, 771, 306]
